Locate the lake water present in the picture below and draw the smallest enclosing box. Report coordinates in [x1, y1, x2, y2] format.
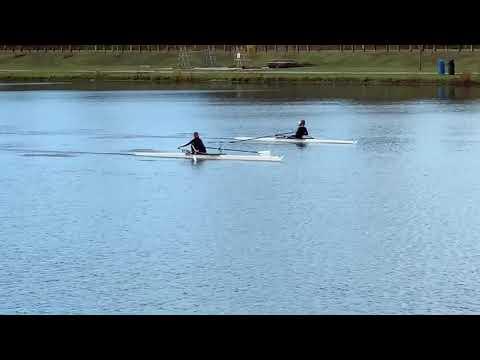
[2, 82, 480, 314]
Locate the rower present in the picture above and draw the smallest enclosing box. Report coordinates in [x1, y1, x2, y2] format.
[290, 119, 309, 139]
[178, 132, 207, 154]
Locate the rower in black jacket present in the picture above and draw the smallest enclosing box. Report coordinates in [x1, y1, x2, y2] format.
[178, 132, 207, 154]
[289, 120, 309, 139]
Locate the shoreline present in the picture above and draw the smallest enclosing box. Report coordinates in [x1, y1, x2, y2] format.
[0, 69, 477, 86]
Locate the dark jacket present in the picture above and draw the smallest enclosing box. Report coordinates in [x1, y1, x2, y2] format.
[295, 126, 309, 138]
[184, 137, 206, 153]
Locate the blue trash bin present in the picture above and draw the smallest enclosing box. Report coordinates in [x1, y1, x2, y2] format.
[438, 59, 446, 75]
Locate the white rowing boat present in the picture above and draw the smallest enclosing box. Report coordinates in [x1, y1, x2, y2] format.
[233, 136, 356, 145]
[131, 151, 283, 162]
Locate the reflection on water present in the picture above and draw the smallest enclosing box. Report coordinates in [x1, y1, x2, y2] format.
[294, 143, 308, 149]
[436, 86, 459, 100]
[1, 82, 480, 314]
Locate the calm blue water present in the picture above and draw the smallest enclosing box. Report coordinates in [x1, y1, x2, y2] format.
[1, 83, 480, 314]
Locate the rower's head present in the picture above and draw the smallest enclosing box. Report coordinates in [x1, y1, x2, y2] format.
[299, 120, 306, 126]
[193, 132, 199, 138]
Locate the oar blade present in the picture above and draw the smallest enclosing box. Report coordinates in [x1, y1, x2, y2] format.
[228, 131, 293, 144]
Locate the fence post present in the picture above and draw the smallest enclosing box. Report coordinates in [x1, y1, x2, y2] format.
[471, 44, 474, 52]
[419, 47, 422, 72]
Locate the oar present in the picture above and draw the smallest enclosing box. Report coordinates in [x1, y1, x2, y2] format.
[205, 146, 266, 154]
[227, 131, 293, 144]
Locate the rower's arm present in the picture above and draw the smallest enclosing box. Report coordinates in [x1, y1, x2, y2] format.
[178, 140, 193, 148]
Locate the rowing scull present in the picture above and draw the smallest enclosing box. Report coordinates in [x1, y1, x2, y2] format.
[130, 151, 283, 162]
[233, 136, 356, 144]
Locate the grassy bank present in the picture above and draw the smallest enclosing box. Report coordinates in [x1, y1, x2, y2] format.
[0, 70, 477, 86]
[0, 51, 479, 85]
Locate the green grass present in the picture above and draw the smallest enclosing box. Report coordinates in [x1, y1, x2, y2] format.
[0, 50, 479, 84]
[0, 51, 234, 70]
[1, 51, 479, 71]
